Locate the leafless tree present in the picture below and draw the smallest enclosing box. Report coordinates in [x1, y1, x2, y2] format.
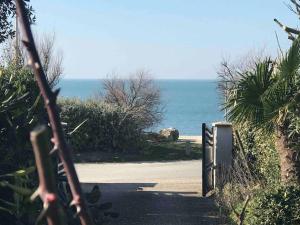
[0, 32, 63, 87]
[103, 70, 164, 130]
[36, 33, 63, 87]
[219, 0, 300, 95]
[217, 49, 268, 99]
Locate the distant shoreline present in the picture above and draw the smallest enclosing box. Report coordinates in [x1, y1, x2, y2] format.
[61, 78, 218, 81]
[179, 135, 202, 144]
[59, 79, 223, 135]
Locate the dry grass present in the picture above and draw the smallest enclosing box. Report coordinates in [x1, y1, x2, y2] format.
[74, 136, 202, 163]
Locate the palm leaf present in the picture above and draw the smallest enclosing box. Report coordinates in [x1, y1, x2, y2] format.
[224, 58, 274, 129]
[262, 37, 300, 129]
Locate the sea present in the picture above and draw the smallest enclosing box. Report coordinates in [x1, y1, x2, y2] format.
[59, 79, 224, 135]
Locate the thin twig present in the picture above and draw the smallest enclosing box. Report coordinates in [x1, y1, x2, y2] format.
[15, 1, 94, 224]
[229, 195, 250, 225]
[275, 31, 284, 58]
[239, 196, 250, 225]
[290, 0, 300, 16]
[234, 130, 253, 179]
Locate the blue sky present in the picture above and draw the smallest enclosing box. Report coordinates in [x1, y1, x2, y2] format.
[31, 0, 299, 79]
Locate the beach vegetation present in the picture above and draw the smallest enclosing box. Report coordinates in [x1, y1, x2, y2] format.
[58, 98, 145, 153]
[71, 136, 202, 162]
[217, 2, 300, 220]
[58, 98, 201, 162]
[245, 185, 300, 225]
[0, 63, 43, 167]
[224, 39, 300, 184]
[217, 38, 300, 225]
[102, 70, 164, 130]
[0, 31, 63, 166]
[0, 32, 64, 224]
[0, 63, 43, 225]
[2, 32, 63, 87]
[0, 0, 35, 43]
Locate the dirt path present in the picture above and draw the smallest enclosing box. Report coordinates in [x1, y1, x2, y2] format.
[76, 160, 220, 225]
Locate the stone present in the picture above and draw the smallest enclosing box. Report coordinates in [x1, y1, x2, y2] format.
[159, 128, 179, 141]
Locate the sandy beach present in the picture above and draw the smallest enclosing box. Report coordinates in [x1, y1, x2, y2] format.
[179, 135, 202, 144]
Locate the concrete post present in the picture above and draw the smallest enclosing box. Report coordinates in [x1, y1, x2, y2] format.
[212, 122, 233, 188]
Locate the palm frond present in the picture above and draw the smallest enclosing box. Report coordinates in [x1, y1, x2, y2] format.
[224, 58, 274, 129]
[224, 36, 300, 137]
[262, 37, 300, 129]
[277, 37, 300, 86]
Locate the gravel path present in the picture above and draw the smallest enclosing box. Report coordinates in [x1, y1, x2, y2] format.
[76, 160, 220, 225]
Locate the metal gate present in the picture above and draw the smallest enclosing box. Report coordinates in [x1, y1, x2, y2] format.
[202, 123, 215, 196]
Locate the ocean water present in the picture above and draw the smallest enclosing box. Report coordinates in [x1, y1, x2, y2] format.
[59, 79, 224, 135]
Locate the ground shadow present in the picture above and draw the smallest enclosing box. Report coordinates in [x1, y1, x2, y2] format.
[81, 182, 221, 225]
[82, 182, 157, 192]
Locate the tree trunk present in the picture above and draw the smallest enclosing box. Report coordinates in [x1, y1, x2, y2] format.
[275, 132, 300, 184]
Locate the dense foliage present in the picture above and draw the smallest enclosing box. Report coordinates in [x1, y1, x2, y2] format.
[235, 125, 280, 184]
[0, 0, 35, 43]
[218, 35, 300, 225]
[225, 38, 300, 147]
[246, 185, 300, 225]
[225, 44, 300, 139]
[0, 64, 43, 167]
[216, 124, 281, 225]
[224, 37, 300, 184]
[59, 98, 144, 153]
[0, 64, 43, 225]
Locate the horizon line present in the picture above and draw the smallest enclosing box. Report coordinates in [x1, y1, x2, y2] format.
[61, 77, 218, 80]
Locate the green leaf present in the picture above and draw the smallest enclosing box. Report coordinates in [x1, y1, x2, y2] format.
[0, 181, 32, 196]
[68, 119, 88, 135]
[0, 166, 35, 178]
[0, 206, 13, 214]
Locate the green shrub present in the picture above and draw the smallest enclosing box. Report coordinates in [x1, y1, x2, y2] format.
[254, 132, 280, 185]
[0, 167, 40, 225]
[0, 64, 44, 225]
[235, 124, 280, 184]
[0, 65, 43, 167]
[217, 124, 281, 224]
[246, 185, 300, 225]
[58, 98, 144, 153]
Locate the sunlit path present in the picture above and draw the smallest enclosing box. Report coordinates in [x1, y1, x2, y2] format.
[76, 160, 220, 225]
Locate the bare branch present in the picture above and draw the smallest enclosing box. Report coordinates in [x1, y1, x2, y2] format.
[103, 70, 164, 130]
[0, 32, 63, 87]
[15, 1, 94, 224]
[217, 49, 269, 99]
[275, 31, 284, 57]
[274, 18, 297, 41]
[239, 196, 250, 225]
[36, 33, 63, 87]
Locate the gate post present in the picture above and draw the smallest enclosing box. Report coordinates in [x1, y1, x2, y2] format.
[202, 123, 206, 196]
[212, 122, 233, 188]
[202, 123, 214, 196]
